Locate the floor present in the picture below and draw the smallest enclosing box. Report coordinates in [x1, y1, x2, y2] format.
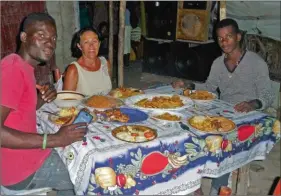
[119, 60, 281, 195]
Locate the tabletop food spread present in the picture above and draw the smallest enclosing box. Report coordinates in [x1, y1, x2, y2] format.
[37, 85, 280, 195]
[183, 90, 217, 101]
[109, 87, 144, 99]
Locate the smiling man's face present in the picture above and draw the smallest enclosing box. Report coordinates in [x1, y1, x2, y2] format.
[21, 20, 57, 64]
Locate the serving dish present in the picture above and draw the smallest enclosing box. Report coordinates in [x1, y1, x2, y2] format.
[112, 125, 157, 143]
[186, 115, 237, 135]
[54, 91, 85, 108]
[125, 93, 193, 112]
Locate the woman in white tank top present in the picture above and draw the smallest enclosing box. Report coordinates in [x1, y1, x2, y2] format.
[63, 27, 112, 97]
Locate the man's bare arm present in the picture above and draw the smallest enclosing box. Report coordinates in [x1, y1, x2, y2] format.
[1, 106, 86, 149]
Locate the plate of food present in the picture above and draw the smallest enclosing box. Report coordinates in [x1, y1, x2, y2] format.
[108, 87, 144, 99]
[84, 95, 125, 110]
[125, 94, 193, 112]
[96, 108, 148, 123]
[150, 111, 185, 123]
[187, 115, 236, 135]
[112, 125, 157, 143]
[183, 90, 217, 102]
[48, 107, 97, 125]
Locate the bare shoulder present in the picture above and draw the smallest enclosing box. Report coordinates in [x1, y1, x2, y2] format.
[65, 63, 78, 73]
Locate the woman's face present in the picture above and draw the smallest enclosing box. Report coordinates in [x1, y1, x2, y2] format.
[78, 31, 100, 59]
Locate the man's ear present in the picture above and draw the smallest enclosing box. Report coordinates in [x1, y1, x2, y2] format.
[237, 33, 242, 42]
[77, 43, 82, 50]
[20, 32, 27, 43]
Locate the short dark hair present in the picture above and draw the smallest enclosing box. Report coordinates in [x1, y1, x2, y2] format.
[22, 12, 56, 32]
[215, 18, 240, 34]
[98, 21, 108, 32]
[71, 27, 101, 58]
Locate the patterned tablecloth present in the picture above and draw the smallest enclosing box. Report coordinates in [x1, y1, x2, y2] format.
[36, 85, 280, 195]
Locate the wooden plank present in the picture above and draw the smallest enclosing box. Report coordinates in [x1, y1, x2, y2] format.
[177, 1, 183, 9]
[236, 164, 250, 195]
[108, 1, 114, 79]
[140, 1, 147, 37]
[118, 1, 126, 87]
[277, 82, 281, 121]
[219, 1, 226, 20]
[231, 170, 238, 195]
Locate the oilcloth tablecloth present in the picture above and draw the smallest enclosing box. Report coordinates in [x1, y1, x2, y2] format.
[36, 85, 280, 195]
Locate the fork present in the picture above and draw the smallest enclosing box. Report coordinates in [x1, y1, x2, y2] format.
[41, 110, 60, 117]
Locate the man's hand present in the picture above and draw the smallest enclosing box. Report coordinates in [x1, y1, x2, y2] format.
[234, 101, 255, 113]
[36, 84, 57, 103]
[52, 123, 87, 147]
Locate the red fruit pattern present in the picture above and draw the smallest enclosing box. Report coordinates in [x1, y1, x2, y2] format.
[237, 125, 255, 142]
[141, 152, 169, 175]
[116, 174, 126, 187]
[221, 140, 229, 150]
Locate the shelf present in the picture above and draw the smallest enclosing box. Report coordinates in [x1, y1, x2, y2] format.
[144, 36, 215, 45]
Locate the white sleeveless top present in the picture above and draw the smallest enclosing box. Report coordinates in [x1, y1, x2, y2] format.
[71, 57, 112, 96]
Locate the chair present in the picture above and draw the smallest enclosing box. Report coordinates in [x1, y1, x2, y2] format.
[1, 186, 55, 196]
[265, 80, 281, 118]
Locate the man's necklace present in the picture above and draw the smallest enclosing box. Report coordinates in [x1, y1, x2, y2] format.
[224, 50, 247, 78]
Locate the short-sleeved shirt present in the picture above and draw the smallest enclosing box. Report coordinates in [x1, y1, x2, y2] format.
[0, 54, 51, 186]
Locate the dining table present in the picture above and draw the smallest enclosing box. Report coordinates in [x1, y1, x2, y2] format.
[36, 84, 280, 195]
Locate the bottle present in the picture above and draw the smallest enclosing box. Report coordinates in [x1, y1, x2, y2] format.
[219, 186, 232, 196]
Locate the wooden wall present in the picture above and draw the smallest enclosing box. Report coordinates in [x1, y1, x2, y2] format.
[1, 1, 45, 58]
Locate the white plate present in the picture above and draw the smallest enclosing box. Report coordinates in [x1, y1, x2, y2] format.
[125, 93, 193, 112]
[149, 110, 186, 123]
[186, 116, 237, 136]
[183, 90, 217, 102]
[82, 95, 125, 111]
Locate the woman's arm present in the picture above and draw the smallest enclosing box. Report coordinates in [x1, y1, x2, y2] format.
[106, 60, 112, 79]
[63, 64, 78, 91]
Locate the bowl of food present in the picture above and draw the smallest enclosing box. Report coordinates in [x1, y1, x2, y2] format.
[54, 91, 85, 108]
